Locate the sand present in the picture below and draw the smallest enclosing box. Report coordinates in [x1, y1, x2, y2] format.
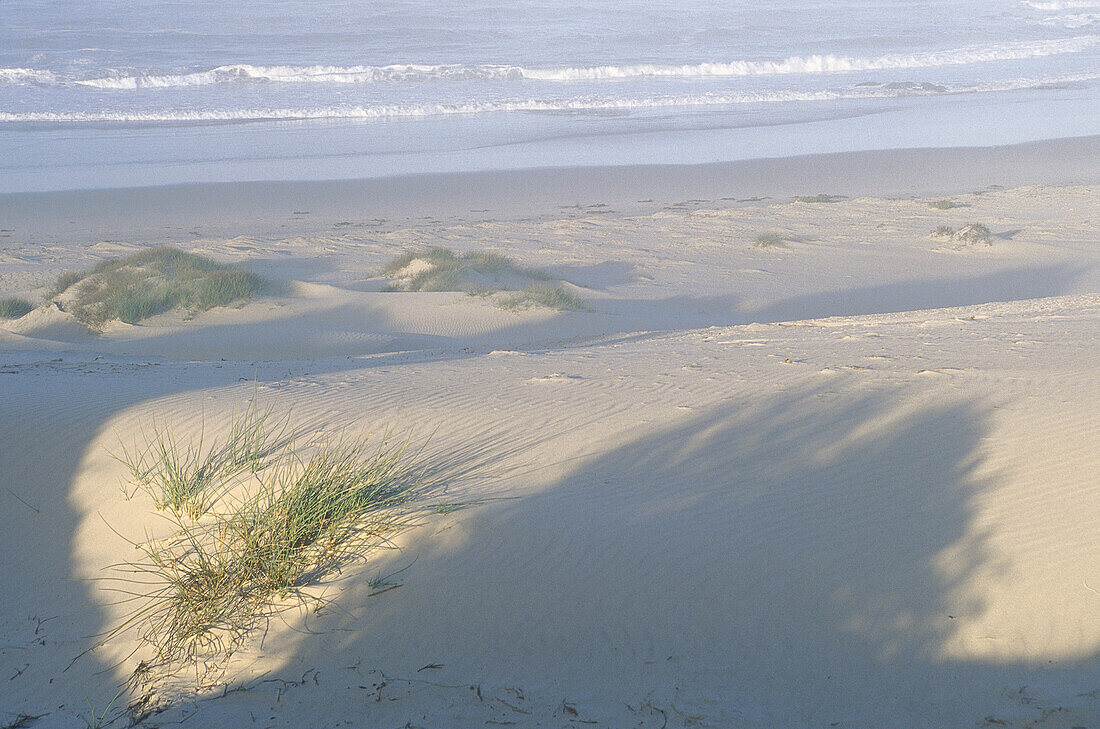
[1, 138, 1098, 728]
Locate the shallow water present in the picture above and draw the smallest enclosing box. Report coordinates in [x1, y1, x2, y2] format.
[1, 0, 1098, 191]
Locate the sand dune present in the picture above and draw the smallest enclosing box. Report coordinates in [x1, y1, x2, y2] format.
[1, 145, 1098, 727]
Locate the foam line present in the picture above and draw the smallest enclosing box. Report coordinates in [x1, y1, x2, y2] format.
[2, 37, 1095, 90]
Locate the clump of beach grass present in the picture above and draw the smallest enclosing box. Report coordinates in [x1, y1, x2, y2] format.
[0, 296, 34, 319]
[928, 198, 965, 210]
[383, 246, 550, 293]
[753, 231, 786, 247]
[113, 396, 289, 520]
[48, 270, 86, 298]
[129, 436, 414, 665]
[792, 194, 844, 204]
[51, 247, 269, 328]
[930, 223, 992, 245]
[104, 411, 422, 671]
[953, 223, 992, 245]
[383, 247, 588, 310]
[497, 283, 589, 311]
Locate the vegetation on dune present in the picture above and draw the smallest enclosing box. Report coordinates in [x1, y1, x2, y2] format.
[753, 231, 787, 247]
[954, 223, 992, 244]
[383, 246, 586, 311]
[0, 296, 34, 319]
[384, 246, 550, 292]
[928, 198, 966, 210]
[125, 435, 416, 666]
[497, 283, 590, 312]
[51, 247, 269, 327]
[104, 397, 426, 675]
[114, 397, 289, 520]
[792, 194, 844, 204]
[929, 222, 992, 245]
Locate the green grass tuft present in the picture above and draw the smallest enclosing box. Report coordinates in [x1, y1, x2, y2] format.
[381, 246, 458, 276]
[384, 247, 573, 310]
[753, 232, 786, 247]
[497, 284, 589, 311]
[49, 270, 86, 298]
[113, 396, 289, 520]
[930, 223, 991, 245]
[0, 297, 34, 319]
[106, 410, 420, 670]
[954, 223, 992, 245]
[383, 247, 552, 291]
[51, 247, 268, 327]
[928, 199, 965, 210]
[408, 266, 464, 293]
[792, 194, 844, 204]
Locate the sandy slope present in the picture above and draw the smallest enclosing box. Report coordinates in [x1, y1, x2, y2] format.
[1, 154, 1098, 727]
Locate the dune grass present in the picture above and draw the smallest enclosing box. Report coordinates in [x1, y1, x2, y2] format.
[954, 223, 992, 244]
[792, 194, 844, 204]
[128, 437, 415, 665]
[51, 247, 268, 327]
[48, 270, 86, 298]
[928, 199, 965, 210]
[930, 223, 992, 245]
[384, 246, 549, 293]
[383, 247, 585, 310]
[753, 231, 786, 247]
[0, 296, 34, 319]
[497, 283, 589, 311]
[113, 397, 289, 520]
[105, 405, 422, 670]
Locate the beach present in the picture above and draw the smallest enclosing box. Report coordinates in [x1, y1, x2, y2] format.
[2, 135, 1099, 727]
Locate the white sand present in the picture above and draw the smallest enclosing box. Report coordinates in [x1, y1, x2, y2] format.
[1, 140, 1098, 728]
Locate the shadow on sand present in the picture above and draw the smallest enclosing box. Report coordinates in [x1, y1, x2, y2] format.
[0, 259, 1095, 727]
[156, 382, 1097, 727]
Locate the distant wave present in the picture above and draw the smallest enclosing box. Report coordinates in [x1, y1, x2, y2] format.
[0, 91, 854, 122]
[3, 74, 1094, 123]
[2, 36, 1096, 90]
[517, 38, 1098, 81]
[70, 64, 510, 89]
[1023, 0, 1100, 9]
[1035, 11, 1099, 26]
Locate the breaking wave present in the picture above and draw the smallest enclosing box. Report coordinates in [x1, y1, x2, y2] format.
[0, 68, 58, 84]
[1022, 0, 1100, 9]
[3, 74, 1094, 123]
[2, 36, 1096, 89]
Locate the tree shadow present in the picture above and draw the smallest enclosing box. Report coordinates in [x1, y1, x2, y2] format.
[748, 264, 1086, 324]
[166, 382, 1098, 727]
[1, 258, 1094, 726]
[545, 260, 639, 290]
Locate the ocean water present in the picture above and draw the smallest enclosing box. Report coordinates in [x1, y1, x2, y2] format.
[1, 0, 1098, 192]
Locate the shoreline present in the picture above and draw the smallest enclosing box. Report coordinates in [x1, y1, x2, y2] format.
[2, 134, 1098, 244]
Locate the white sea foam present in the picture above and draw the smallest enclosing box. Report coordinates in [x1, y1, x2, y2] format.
[4, 74, 1092, 124]
[3, 0, 1098, 189]
[518, 37, 1099, 80]
[0, 68, 58, 84]
[68, 63, 511, 89]
[1023, 0, 1100, 9]
[0, 92, 851, 122]
[1035, 12, 1100, 26]
[4, 36, 1095, 90]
